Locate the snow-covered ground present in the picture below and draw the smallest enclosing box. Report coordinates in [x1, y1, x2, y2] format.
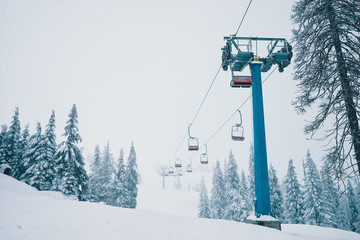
[0, 173, 359, 240]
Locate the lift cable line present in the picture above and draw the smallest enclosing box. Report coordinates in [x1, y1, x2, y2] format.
[234, 0, 253, 36]
[173, 64, 222, 159]
[191, 66, 277, 156]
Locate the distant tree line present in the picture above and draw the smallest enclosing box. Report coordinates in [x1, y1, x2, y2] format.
[198, 144, 360, 233]
[0, 106, 139, 209]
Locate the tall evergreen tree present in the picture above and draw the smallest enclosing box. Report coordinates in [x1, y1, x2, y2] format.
[320, 159, 340, 228]
[17, 124, 30, 177]
[6, 107, 22, 178]
[210, 160, 225, 219]
[124, 142, 139, 209]
[88, 145, 102, 202]
[223, 150, 243, 221]
[291, 0, 360, 177]
[268, 163, 283, 219]
[346, 179, 359, 232]
[97, 142, 116, 204]
[239, 170, 252, 220]
[0, 125, 8, 165]
[302, 150, 324, 225]
[20, 122, 43, 183]
[283, 159, 304, 224]
[198, 176, 212, 219]
[112, 148, 128, 207]
[54, 104, 88, 199]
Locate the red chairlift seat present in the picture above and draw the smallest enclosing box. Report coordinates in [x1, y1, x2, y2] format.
[175, 159, 182, 168]
[186, 164, 192, 173]
[231, 76, 252, 88]
[188, 137, 199, 151]
[232, 124, 245, 141]
[200, 154, 208, 164]
[169, 166, 175, 174]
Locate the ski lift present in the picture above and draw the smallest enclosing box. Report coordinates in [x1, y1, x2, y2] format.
[175, 158, 182, 168]
[186, 158, 192, 173]
[169, 166, 175, 174]
[188, 124, 199, 151]
[231, 110, 245, 141]
[200, 144, 208, 164]
[230, 75, 252, 88]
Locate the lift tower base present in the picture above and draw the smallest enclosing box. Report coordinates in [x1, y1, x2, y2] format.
[246, 215, 281, 231]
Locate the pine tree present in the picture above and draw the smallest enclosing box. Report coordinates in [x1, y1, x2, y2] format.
[0, 125, 8, 165]
[6, 107, 22, 178]
[54, 104, 88, 199]
[346, 179, 359, 232]
[17, 124, 30, 177]
[320, 159, 340, 228]
[224, 150, 243, 221]
[112, 148, 128, 207]
[97, 142, 116, 204]
[20, 115, 56, 191]
[198, 177, 211, 219]
[20, 122, 43, 184]
[268, 163, 283, 219]
[124, 142, 139, 209]
[283, 159, 304, 224]
[302, 150, 324, 225]
[291, 0, 360, 177]
[210, 160, 225, 219]
[88, 145, 102, 202]
[248, 143, 255, 208]
[239, 170, 252, 221]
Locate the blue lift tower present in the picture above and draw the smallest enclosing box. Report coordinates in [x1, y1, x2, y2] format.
[221, 36, 292, 230]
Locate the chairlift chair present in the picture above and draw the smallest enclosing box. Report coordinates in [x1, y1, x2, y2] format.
[200, 144, 209, 164]
[168, 166, 175, 174]
[232, 124, 245, 141]
[175, 158, 182, 168]
[188, 124, 199, 151]
[231, 110, 245, 141]
[186, 158, 192, 173]
[230, 75, 252, 88]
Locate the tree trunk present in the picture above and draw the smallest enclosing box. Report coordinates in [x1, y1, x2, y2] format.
[326, 0, 360, 176]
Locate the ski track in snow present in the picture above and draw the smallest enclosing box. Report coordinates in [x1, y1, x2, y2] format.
[0, 173, 359, 240]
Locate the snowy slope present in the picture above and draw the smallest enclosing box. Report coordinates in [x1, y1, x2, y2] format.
[0, 173, 359, 240]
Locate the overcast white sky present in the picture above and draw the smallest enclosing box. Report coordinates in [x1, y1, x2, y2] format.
[0, 0, 325, 181]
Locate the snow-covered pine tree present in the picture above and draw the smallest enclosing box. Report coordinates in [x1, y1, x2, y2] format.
[112, 148, 128, 207]
[320, 159, 340, 228]
[198, 176, 211, 219]
[223, 150, 244, 221]
[124, 142, 139, 209]
[20, 122, 43, 185]
[302, 150, 324, 225]
[268, 163, 283, 220]
[283, 159, 304, 224]
[239, 170, 252, 221]
[210, 160, 225, 219]
[98, 142, 116, 204]
[338, 194, 351, 231]
[0, 125, 8, 165]
[17, 124, 30, 177]
[291, 0, 360, 177]
[345, 179, 359, 232]
[248, 143, 255, 208]
[54, 104, 88, 199]
[42, 111, 57, 190]
[23, 113, 57, 191]
[88, 145, 102, 202]
[6, 107, 22, 178]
